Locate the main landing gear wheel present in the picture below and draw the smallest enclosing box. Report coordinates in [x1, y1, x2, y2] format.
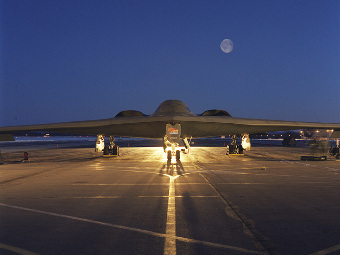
[176, 150, 180, 161]
[167, 150, 172, 161]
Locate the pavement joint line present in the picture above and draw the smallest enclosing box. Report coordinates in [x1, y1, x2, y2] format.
[283, 160, 340, 172]
[199, 172, 271, 254]
[0, 242, 39, 255]
[0, 202, 264, 254]
[0, 169, 52, 185]
[6, 195, 221, 199]
[174, 237, 266, 255]
[189, 159, 273, 255]
[109, 169, 163, 174]
[216, 182, 339, 185]
[308, 244, 340, 255]
[250, 152, 340, 172]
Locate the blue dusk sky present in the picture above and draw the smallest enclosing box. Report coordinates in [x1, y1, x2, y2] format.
[1, 0, 339, 126]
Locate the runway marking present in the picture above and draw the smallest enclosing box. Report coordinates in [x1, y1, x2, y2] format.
[0, 202, 165, 236]
[71, 183, 169, 186]
[163, 169, 180, 255]
[0, 242, 39, 255]
[70, 182, 211, 186]
[82, 169, 164, 175]
[0, 202, 264, 254]
[309, 244, 340, 255]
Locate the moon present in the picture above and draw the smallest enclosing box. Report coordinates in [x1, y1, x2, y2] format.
[220, 39, 233, 53]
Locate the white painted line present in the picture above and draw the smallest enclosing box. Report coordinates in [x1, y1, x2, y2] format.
[0, 202, 165, 237]
[71, 183, 169, 186]
[309, 244, 340, 255]
[0, 202, 264, 254]
[164, 167, 179, 255]
[87, 169, 163, 174]
[20, 195, 219, 199]
[0, 242, 39, 255]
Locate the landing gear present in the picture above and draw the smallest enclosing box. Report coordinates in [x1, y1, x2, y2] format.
[226, 144, 244, 155]
[103, 136, 120, 157]
[329, 146, 339, 159]
[103, 145, 120, 156]
[226, 134, 247, 155]
[164, 123, 183, 161]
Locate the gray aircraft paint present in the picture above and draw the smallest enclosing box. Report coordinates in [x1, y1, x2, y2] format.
[0, 100, 340, 139]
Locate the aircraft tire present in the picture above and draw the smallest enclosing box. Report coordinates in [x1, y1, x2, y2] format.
[176, 150, 180, 161]
[113, 145, 120, 156]
[103, 146, 109, 155]
[167, 150, 172, 161]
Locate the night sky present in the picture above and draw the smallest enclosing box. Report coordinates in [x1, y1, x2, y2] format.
[1, 0, 339, 127]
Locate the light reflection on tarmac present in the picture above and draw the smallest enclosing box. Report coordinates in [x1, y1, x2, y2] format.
[0, 144, 339, 255]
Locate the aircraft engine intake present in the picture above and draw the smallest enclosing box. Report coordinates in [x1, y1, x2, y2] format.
[201, 109, 232, 117]
[115, 110, 147, 118]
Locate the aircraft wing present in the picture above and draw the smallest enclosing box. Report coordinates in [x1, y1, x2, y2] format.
[178, 116, 340, 138]
[0, 117, 167, 139]
[1, 100, 340, 140]
[1, 115, 340, 140]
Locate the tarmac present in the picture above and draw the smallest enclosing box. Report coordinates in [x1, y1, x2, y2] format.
[0, 143, 339, 255]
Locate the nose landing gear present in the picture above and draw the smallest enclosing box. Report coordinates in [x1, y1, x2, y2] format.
[164, 123, 183, 161]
